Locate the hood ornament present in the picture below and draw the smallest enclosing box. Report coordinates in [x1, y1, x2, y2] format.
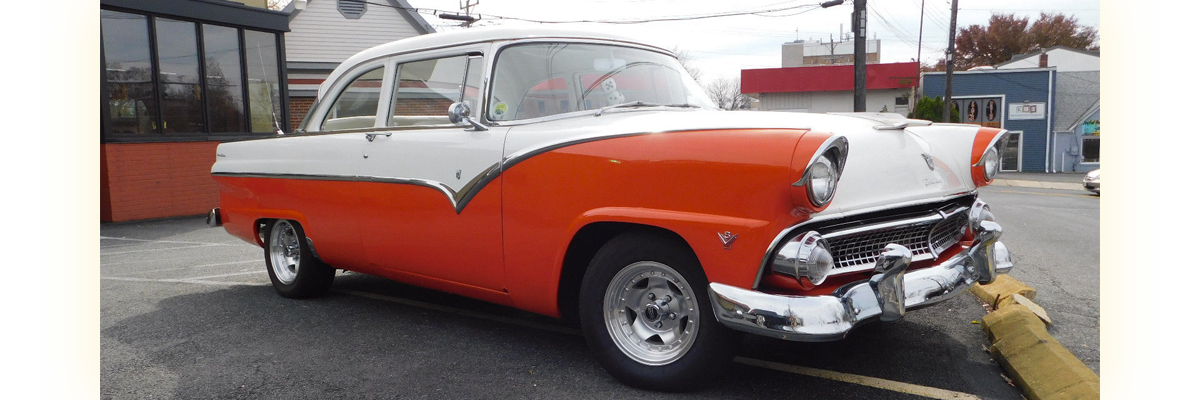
[921, 154, 935, 171]
[718, 231, 739, 250]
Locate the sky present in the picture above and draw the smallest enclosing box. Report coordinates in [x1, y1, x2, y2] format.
[305, 0, 1101, 84]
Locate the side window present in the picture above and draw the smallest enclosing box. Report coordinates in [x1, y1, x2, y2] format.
[389, 55, 470, 127]
[320, 66, 384, 131]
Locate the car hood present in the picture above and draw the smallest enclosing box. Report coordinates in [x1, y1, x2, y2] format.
[502, 109, 978, 217]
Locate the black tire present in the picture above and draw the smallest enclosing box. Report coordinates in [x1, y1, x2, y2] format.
[579, 231, 740, 392]
[263, 219, 335, 299]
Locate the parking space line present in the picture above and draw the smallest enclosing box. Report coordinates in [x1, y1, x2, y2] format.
[335, 289, 982, 398]
[180, 270, 262, 280]
[101, 236, 232, 246]
[101, 276, 258, 287]
[733, 357, 982, 400]
[100, 243, 225, 256]
[98, 276, 986, 397]
[103, 260, 261, 275]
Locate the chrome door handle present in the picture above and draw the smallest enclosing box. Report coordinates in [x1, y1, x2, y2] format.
[365, 132, 392, 142]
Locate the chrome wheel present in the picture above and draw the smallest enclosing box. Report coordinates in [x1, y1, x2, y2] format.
[268, 220, 302, 285]
[603, 261, 700, 366]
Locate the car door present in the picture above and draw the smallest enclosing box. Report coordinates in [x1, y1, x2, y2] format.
[358, 50, 509, 292]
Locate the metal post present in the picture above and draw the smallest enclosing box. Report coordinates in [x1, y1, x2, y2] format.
[943, 0, 958, 122]
[852, 0, 867, 112]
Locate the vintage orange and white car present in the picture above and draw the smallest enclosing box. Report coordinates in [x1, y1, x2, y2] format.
[209, 27, 1014, 391]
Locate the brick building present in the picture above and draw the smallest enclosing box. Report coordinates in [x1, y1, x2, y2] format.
[101, 0, 291, 222]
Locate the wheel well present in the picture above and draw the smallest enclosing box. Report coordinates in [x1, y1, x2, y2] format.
[557, 222, 696, 325]
[254, 218, 275, 246]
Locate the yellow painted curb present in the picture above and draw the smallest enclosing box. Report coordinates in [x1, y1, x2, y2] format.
[969, 274, 1036, 308]
[972, 279, 1099, 400]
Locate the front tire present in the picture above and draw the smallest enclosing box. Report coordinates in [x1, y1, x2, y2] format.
[579, 232, 739, 391]
[264, 219, 335, 298]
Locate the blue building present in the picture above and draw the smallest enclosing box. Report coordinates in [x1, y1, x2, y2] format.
[922, 66, 1099, 173]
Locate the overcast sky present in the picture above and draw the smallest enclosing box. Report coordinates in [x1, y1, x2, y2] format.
[393, 0, 1100, 83]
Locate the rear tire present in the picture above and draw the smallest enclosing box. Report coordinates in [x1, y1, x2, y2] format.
[264, 219, 335, 298]
[579, 232, 739, 392]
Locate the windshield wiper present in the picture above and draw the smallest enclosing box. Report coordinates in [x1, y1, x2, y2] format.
[593, 102, 699, 116]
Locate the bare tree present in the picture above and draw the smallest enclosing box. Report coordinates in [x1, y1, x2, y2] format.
[672, 47, 703, 83]
[705, 78, 751, 110]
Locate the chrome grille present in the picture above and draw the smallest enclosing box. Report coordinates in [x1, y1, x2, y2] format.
[929, 211, 969, 254]
[823, 207, 969, 273]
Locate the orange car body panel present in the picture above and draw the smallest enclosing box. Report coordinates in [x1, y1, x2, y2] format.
[215, 128, 846, 318]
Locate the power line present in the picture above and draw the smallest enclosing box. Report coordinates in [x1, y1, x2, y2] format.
[339, 0, 825, 25]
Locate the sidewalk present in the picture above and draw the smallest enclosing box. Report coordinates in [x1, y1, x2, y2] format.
[993, 172, 1087, 191]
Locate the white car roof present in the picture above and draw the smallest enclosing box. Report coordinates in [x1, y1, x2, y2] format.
[320, 25, 674, 98]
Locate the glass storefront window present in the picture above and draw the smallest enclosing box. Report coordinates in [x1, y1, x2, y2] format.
[203, 24, 245, 133]
[244, 30, 282, 133]
[102, 10, 158, 134]
[155, 18, 205, 134]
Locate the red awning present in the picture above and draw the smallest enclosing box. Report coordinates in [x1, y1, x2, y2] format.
[741, 62, 919, 94]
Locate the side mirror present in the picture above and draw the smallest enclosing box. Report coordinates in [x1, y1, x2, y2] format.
[448, 102, 488, 131]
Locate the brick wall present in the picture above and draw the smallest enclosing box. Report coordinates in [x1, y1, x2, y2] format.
[100, 141, 221, 222]
[395, 97, 453, 116]
[290, 96, 315, 130]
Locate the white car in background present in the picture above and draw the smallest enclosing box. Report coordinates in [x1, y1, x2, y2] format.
[1083, 169, 1100, 194]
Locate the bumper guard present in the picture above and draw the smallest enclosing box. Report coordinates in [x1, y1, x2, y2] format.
[708, 221, 1011, 342]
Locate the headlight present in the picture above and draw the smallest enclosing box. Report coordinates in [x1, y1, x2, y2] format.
[982, 148, 999, 181]
[969, 199, 995, 234]
[807, 155, 839, 207]
[772, 231, 835, 286]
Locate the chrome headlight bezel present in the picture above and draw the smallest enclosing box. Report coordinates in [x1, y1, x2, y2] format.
[771, 231, 836, 286]
[794, 136, 849, 209]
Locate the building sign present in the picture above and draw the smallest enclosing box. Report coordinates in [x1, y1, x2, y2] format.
[952, 96, 1002, 128]
[1082, 119, 1099, 136]
[1009, 102, 1046, 120]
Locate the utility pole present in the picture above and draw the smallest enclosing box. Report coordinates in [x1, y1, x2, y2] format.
[914, 0, 925, 101]
[943, 0, 958, 122]
[851, 0, 866, 112]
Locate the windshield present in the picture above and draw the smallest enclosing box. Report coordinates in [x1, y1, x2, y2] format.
[488, 43, 715, 121]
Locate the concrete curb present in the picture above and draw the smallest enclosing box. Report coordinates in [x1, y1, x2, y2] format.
[990, 179, 1084, 192]
[969, 276, 1099, 399]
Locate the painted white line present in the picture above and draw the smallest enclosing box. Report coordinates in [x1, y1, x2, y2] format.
[336, 289, 983, 398]
[733, 357, 982, 400]
[102, 260, 261, 274]
[179, 270, 263, 281]
[100, 276, 258, 287]
[97, 278, 985, 397]
[100, 236, 232, 246]
[100, 243, 224, 256]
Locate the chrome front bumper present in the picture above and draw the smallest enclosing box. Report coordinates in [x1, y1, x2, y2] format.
[708, 221, 1012, 342]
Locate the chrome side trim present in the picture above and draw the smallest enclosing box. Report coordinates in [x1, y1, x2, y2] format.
[213, 165, 498, 215]
[752, 192, 976, 289]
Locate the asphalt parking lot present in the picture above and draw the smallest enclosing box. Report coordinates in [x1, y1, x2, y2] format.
[101, 185, 1097, 399]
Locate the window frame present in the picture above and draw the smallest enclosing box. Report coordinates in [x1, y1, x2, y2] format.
[100, 5, 289, 143]
[315, 62, 391, 132]
[483, 39, 701, 126]
[385, 53, 480, 128]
